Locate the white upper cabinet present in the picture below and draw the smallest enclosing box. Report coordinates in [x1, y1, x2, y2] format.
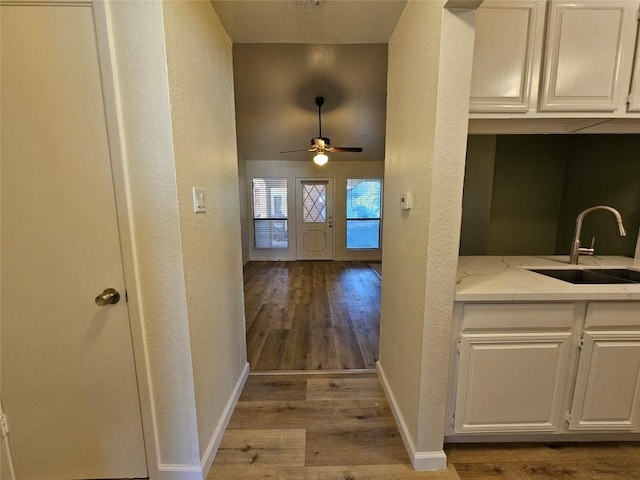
[469, 1, 546, 113]
[540, 0, 639, 112]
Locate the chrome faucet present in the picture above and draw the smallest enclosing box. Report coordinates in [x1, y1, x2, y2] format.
[569, 206, 626, 264]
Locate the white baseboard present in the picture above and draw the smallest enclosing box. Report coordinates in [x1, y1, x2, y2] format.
[156, 463, 203, 480]
[154, 362, 250, 480]
[333, 256, 382, 262]
[376, 361, 448, 471]
[200, 362, 250, 477]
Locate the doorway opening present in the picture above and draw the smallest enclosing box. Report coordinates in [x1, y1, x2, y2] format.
[244, 260, 381, 371]
[244, 175, 383, 372]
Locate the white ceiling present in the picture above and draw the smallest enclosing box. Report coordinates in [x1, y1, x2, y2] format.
[212, 0, 407, 163]
[211, 0, 407, 44]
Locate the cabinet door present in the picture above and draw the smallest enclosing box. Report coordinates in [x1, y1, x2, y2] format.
[628, 28, 640, 112]
[469, 1, 545, 113]
[569, 331, 640, 431]
[454, 332, 573, 433]
[540, 0, 638, 112]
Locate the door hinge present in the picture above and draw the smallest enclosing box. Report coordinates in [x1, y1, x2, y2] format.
[565, 411, 572, 424]
[578, 337, 584, 350]
[125, 290, 128, 303]
[450, 413, 456, 429]
[0, 414, 9, 437]
[456, 338, 462, 353]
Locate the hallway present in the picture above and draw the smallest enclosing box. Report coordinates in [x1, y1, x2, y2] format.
[243, 261, 381, 371]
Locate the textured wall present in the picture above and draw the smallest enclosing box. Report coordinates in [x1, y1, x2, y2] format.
[238, 156, 250, 264]
[381, 0, 475, 462]
[162, 0, 247, 462]
[415, 7, 475, 454]
[245, 160, 384, 262]
[381, 0, 439, 445]
[107, 0, 200, 470]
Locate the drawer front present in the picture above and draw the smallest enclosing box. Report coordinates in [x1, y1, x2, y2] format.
[462, 303, 576, 330]
[585, 302, 640, 328]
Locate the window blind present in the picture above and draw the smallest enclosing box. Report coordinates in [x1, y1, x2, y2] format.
[346, 179, 382, 249]
[252, 178, 288, 249]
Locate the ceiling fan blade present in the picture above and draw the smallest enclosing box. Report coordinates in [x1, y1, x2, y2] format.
[280, 148, 311, 153]
[328, 146, 363, 153]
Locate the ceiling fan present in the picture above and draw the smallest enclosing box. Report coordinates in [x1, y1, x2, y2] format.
[280, 96, 363, 165]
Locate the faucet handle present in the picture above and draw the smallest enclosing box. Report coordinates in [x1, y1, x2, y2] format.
[578, 237, 596, 256]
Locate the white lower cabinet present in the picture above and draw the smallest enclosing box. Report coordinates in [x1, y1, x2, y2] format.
[569, 331, 640, 431]
[454, 331, 572, 433]
[451, 301, 640, 436]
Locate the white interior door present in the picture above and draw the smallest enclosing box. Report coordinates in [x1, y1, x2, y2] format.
[1, 4, 147, 479]
[296, 178, 334, 260]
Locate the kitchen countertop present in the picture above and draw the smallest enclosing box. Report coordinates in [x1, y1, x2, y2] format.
[456, 255, 640, 302]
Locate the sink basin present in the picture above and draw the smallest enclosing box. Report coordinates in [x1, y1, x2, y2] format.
[586, 268, 640, 283]
[528, 268, 640, 284]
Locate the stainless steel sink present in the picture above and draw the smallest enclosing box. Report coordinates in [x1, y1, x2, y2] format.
[527, 268, 640, 284]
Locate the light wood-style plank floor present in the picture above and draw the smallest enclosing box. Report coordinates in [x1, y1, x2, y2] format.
[210, 373, 640, 479]
[210, 373, 458, 479]
[243, 261, 381, 371]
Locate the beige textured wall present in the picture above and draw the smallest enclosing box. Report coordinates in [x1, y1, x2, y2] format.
[245, 160, 384, 261]
[380, 0, 475, 462]
[107, 1, 201, 471]
[162, 0, 247, 462]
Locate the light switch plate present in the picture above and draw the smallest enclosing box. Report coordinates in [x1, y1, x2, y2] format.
[193, 187, 206, 213]
[400, 193, 412, 210]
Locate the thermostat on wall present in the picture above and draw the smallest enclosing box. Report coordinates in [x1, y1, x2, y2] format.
[400, 193, 412, 210]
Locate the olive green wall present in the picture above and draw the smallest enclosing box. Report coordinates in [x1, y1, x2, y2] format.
[555, 135, 640, 257]
[460, 136, 496, 255]
[460, 134, 640, 257]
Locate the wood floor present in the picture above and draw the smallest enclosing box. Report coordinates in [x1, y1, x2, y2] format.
[211, 373, 640, 479]
[243, 261, 381, 371]
[209, 373, 458, 479]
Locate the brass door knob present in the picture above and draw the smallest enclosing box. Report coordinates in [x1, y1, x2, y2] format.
[95, 288, 120, 306]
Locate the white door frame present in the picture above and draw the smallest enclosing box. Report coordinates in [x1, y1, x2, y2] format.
[295, 177, 335, 260]
[91, 2, 158, 475]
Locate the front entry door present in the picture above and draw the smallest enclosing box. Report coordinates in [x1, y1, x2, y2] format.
[1, 3, 147, 478]
[296, 178, 334, 260]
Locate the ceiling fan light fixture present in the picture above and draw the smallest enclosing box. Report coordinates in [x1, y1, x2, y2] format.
[313, 152, 328, 166]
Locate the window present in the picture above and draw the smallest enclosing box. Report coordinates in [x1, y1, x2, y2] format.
[302, 183, 327, 223]
[252, 178, 288, 249]
[346, 179, 382, 249]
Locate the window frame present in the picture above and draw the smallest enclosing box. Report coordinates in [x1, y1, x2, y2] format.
[252, 177, 289, 250]
[345, 178, 383, 250]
